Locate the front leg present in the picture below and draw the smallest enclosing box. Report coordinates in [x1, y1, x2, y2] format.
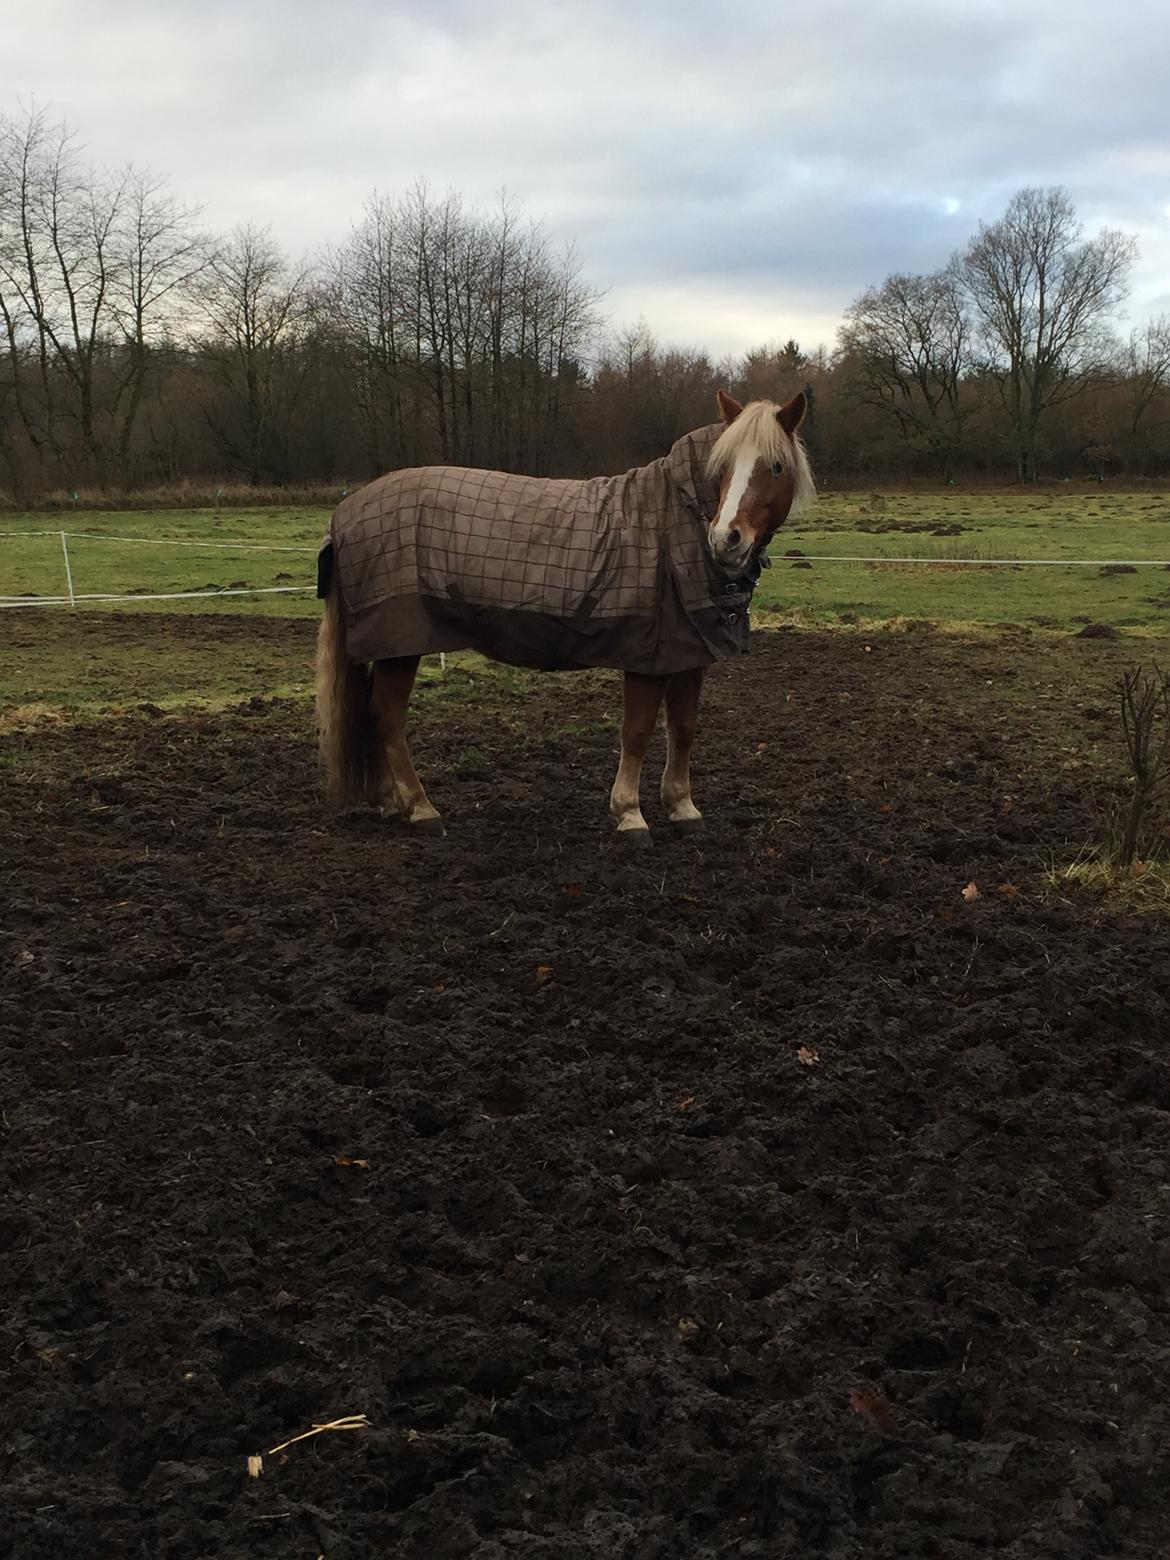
[661, 666, 705, 830]
[610, 672, 666, 839]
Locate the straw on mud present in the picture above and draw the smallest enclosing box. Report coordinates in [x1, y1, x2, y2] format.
[268, 1414, 370, 1456]
[246, 1414, 371, 1477]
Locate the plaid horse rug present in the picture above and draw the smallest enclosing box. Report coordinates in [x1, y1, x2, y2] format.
[318, 423, 765, 676]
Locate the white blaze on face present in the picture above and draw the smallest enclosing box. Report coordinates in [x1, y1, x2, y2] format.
[710, 449, 756, 557]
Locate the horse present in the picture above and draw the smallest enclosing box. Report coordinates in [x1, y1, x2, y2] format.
[315, 389, 813, 841]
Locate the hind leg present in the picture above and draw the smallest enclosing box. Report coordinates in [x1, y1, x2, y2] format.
[370, 657, 443, 832]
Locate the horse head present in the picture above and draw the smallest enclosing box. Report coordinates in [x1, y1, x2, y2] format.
[705, 390, 813, 573]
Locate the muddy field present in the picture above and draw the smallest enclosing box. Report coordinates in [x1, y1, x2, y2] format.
[3, 617, 1170, 1558]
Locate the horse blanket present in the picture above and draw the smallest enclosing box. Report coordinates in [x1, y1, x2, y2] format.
[318, 423, 765, 676]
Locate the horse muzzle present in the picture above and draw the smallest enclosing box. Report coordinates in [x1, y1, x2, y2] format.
[708, 535, 754, 574]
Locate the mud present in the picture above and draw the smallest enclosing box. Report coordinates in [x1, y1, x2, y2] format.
[3, 620, 1170, 1558]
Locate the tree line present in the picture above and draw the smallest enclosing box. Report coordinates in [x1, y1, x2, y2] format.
[2, 104, 1167, 500]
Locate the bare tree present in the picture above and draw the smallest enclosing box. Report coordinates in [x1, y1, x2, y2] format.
[960, 187, 1134, 481]
[0, 105, 73, 486]
[323, 186, 599, 476]
[397, 184, 455, 460]
[109, 170, 207, 480]
[838, 268, 970, 479]
[324, 193, 410, 468]
[0, 111, 42, 496]
[0, 107, 131, 483]
[590, 325, 718, 467]
[193, 224, 313, 483]
[0, 107, 208, 492]
[482, 194, 523, 465]
[42, 141, 128, 483]
[1119, 316, 1170, 473]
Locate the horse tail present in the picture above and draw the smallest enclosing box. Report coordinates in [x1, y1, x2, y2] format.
[315, 578, 379, 804]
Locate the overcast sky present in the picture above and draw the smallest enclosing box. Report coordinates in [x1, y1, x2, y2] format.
[4, 0, 1169, 358]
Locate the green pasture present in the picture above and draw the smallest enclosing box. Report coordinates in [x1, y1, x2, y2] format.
[757, 489, 1170, 631]
[2, 490, 1169, 634]
[0, 509, 324, 619]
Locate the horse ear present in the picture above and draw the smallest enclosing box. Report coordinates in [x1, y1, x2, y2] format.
[716, 389, 743, 425]
[777, 392, 807, 435]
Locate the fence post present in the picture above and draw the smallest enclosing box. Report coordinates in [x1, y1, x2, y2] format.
[60, 531, 76, 608]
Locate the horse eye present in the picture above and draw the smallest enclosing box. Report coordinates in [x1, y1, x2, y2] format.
[769, 461, 783, 477]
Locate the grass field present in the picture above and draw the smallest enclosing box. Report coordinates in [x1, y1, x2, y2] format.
[2, 489, 1169, 727]
[3, 489, 1169, 632]
[767, 488, 1170, 630]
[0, 508, 324, 618]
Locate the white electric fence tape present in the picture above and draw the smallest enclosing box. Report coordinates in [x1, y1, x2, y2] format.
[2, 528, 1169, 611]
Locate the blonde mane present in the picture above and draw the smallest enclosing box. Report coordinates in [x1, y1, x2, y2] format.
[706, 401, 815, 514]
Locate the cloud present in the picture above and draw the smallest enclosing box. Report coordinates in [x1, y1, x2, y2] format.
[4, 0, 1169, 354]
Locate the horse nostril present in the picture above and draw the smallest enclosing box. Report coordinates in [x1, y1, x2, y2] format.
[727, 527, 741, 549]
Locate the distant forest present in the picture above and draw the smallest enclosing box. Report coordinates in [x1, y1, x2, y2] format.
[2, 105, 1168, 501]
